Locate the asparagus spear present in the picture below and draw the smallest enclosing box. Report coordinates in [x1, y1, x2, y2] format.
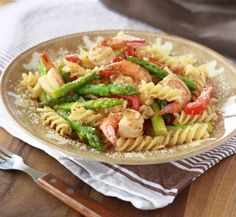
[51, 71, 99, 98]
[41, 94, 82, 106]
[127, 56, 197, 91]
[54, 102, 74, 111]
[151, 101, 167, 136]
[166, 122, 213, 134]
[76, 83, 138, 96]
[178, 76, 197, 91]
[55, 98, 123, 111]
[57, 110, 104, 151]
[128, 56, 168, 79]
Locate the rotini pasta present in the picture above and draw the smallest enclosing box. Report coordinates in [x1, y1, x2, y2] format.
[69, 106, 105, 127]
[183, 64, 207, 100]
[31, 81, 43, 99]
[21, 71, 40, 88]
[78, 49, 94, 69]
[173, 99, 218, 125]
[115, 123, 210, 151]
[139, 80, 183, 105]
[115, 136, 165, 152]
[63, 60, 87, 78]
[163, 123, 210, 147]
[37, 106, 72, 136]
[137, 44, 195, 74]
[139, 105, 154, 119]
[21, 71, 43, 99]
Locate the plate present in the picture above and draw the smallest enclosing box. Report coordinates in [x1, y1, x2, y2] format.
[1, 30, 236, 165]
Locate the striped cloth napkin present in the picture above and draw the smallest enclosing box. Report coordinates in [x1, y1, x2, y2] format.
[0, 0, 235, 210]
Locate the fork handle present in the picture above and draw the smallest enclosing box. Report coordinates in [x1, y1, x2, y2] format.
[36, 173, 118, 217]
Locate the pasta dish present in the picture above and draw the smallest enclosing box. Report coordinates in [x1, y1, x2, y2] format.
[19, 31, 219, 152]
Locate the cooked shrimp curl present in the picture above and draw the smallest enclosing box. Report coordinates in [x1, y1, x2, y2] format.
[100, 60, 152, 85]
[100, 109, 144, 145]
[88, 32, 146, 66]
[160, 75, 191, 114]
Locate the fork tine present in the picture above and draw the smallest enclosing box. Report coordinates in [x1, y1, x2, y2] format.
[0, 151, 10, 160]
[0, 145, 13, 157]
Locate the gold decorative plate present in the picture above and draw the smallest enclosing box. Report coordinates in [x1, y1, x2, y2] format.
[1, 30, 236, 165]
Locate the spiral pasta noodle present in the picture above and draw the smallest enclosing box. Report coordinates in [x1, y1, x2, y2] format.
[164, 123, 210, 147]
[78, 49, 94, 69]
[183, 64, 207, 100]
[21, 71, 40, 87]
[115, 123, 210, 152]
[63, 60, 87, 78]
[37, 107, 72, 136]
[21, 71, 43, 99]
[137, 44, 195, 73]
[173, 99, 218, 125]
[31, 82, 43, 99]
[139, 105, 154, 119]
[139, 80, 183, 105]
[69, 106, 105, 127]
[115, 136, 165, 152]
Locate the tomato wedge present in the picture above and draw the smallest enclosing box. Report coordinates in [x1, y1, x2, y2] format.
[110, 57, 124, 63]
[65, 54, 82, 65]
[184, 84, 213, 115]
[124, 46, 137, 58]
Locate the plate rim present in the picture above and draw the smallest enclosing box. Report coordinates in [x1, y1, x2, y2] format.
[1, 29, 236, 165]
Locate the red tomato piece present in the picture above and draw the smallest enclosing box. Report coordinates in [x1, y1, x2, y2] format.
[65, 54, 82, 65]
[184, 84, 213, 115]
[124, 46, 137, 57]
[110, 57, 124, 63]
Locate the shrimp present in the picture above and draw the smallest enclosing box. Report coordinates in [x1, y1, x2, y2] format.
[100, 60, 152, 85]
[38, 68, 64, 95]
[38, 52, 64, 95]
[160, 75, 191, 114]
[100, 32, 146, 50]
[117, 109, 144, 138]
[99, 109, 144, 145]
[100, 113, 122, 145]
[88, 32, 146, 66]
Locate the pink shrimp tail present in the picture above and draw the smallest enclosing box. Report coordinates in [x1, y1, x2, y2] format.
[161, 102, 182, 114]
[101, 125, 117, 145]
[100, 113, 121, 145]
